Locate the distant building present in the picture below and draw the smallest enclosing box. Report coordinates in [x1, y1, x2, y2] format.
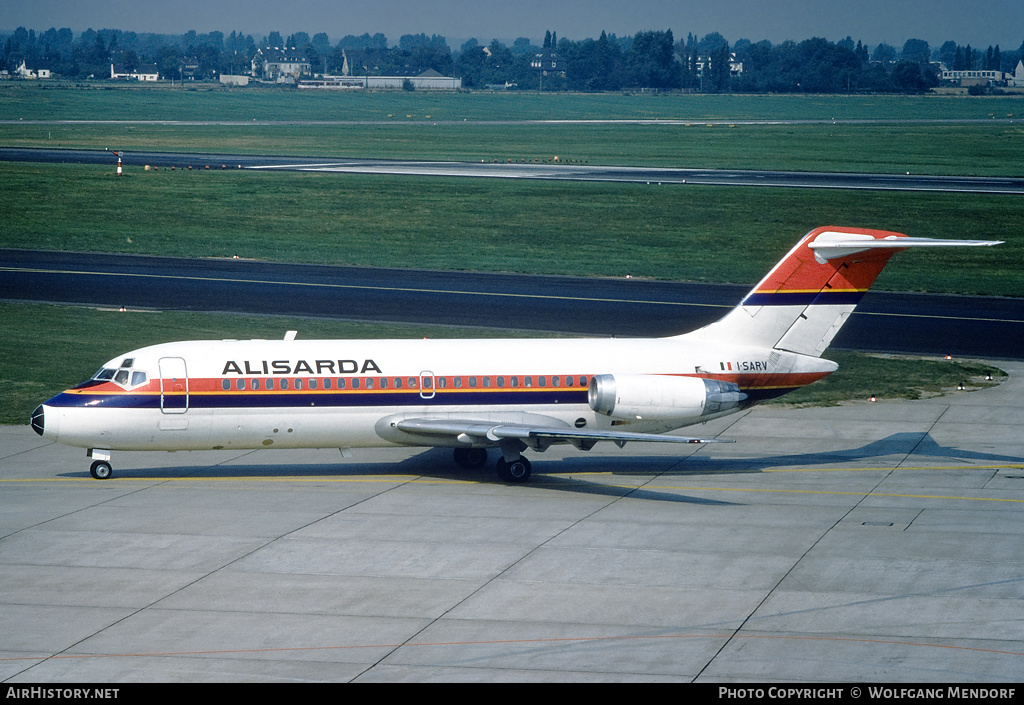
[940, 68, 1007, 86]
[298, 76, 366, 90]
[180, 56, 200, 80]
[1006, 60, 1024, 87]
[253, 47, 311, 82]
[16, 60, 51, 79]
[531, 51, 564, 76]
[694, 53, 744, 78]
[299, 69, 461, 90]
[135, 64, 159, 82]
[110, 63, 159, 81]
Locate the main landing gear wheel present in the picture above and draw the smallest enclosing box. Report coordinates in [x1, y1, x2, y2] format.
[90, 460, 113, 480]
[496, 456, 532, 483]
[453, 447, 489, 470]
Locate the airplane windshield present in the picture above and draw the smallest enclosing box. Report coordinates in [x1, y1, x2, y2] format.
[91, 366, 148, 389]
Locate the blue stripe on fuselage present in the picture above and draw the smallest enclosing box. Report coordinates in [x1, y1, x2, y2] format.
[44, 389, 590, 410]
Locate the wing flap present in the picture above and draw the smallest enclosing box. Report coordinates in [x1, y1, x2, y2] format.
[395, 417, 732, 446]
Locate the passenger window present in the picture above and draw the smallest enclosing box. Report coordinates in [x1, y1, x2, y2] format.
[483, 377, 491, 388]
[538, 376, 546, 387]
[222, 379, 231, 391]
[337, 378, 346, 389]
[497, 376, 505, 387]
[365, 378, 374, 389]
[295, 379, 303, 390]
[511, 376, 519, 388]
[251, 379, 260, 391]
[266, 379, 275, 390]
[323, 378, 332, 389]
[352, 379, 359, 389]
[309, 378, 317, 390]
[394, 377, 403, 389]
[437, 377, 446, 389]
[281, 379, 289, 390]
[454, 377, 462, 388]
[469, 377, 477, 388]
[380, 377, 388, 389]
[236, 379, 245, 390]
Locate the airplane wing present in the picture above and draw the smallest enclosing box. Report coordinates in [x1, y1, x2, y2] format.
[394, 417, 733, 451]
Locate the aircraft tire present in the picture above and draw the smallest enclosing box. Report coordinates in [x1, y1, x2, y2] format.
[90, 460, 113, 480]
[454, 447, 488, 469]
[496, 457, 531, 483]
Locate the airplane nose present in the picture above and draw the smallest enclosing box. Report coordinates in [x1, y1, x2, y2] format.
[31, 405, 45, 436]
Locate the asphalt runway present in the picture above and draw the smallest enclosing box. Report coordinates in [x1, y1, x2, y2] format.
[3, 248, 1023, 359]
[4, 146, 1024, 193]
[3, 360, 1023, 682]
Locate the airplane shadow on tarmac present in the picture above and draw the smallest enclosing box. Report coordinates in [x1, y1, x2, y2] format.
[54, 432, 1024, 505]
[646, 431, 1024, 474]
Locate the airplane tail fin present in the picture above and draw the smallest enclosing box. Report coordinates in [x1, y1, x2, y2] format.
[688, 226, 1001, 357]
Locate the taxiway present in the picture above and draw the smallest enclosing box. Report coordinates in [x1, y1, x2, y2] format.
[3, 248, 1023, 358]
[3, 146, 1024, 193]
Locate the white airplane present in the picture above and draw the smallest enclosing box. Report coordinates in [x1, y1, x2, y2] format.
[31, 226, 1000, 482]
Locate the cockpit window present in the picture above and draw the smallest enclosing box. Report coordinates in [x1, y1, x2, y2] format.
[93, 365, 148, 389]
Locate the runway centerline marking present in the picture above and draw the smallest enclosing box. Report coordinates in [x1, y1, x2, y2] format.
[0, 265, 728, 309]
[4, 265, 1022, 324]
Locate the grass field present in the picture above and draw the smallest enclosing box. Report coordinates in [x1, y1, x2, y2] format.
[3, 83, 1023, 122]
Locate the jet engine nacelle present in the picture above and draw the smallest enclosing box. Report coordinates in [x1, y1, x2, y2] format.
[588, 374, 746, 421]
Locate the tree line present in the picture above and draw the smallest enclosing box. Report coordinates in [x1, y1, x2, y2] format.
[3, 25, 1022, 93]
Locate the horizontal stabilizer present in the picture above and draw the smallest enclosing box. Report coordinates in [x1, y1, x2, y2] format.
[807, 233, 1002, 263]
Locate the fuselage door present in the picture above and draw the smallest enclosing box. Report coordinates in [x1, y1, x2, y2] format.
[419, 370, 435, 400]
[159, 357, 189, 414]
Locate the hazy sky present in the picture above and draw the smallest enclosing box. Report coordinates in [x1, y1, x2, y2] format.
[4, 0, 1023, 49]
